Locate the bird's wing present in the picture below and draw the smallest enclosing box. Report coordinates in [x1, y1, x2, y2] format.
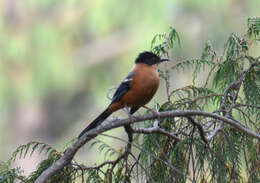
[111, 72, 136, 103]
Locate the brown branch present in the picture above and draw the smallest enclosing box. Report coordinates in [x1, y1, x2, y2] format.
[99, 133, 189, 182]
[186, 116, 208, 144]
[207, 59, 260, 140]
[132, 120, 181, 141]
[234, 103, 260, 109]
[35, 110, 260, 183]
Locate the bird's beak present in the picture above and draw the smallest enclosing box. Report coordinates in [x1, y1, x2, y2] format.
[160, 58, 169, 62]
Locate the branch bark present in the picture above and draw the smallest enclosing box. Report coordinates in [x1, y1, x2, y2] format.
[35, 110, 260, 183]
[132, 119, 181, 141]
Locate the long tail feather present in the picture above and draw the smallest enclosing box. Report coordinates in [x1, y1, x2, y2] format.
[78, 108, 112, 138]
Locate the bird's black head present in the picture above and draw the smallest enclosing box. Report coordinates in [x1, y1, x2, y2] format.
[135, 51, 168, 66]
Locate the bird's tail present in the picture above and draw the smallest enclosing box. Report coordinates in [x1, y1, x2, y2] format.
[78, 108, 112, 138]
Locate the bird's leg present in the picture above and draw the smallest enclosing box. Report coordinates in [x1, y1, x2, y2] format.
[142, 105, 160, 118]
[124, 107, 136, 122]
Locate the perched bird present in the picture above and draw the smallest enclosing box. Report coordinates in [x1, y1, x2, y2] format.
[78, 51, 168, 138]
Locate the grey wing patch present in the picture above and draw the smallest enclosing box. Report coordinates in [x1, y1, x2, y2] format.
[111, 72, 136, 103]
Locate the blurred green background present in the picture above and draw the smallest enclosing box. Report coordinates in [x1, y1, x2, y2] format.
[0, 0, 259, 174]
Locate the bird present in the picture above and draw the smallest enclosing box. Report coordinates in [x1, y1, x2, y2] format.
[78, 51, 168, 138]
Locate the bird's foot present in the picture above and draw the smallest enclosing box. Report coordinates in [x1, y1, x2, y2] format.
[124, 107, 137, 122]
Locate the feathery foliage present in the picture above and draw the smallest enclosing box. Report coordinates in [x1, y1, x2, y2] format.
[1, 141, 79, 183]
[2, 17, 260, 183]
[82, 18, 260, 182]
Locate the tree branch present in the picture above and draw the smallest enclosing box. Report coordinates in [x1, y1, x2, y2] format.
[35, 110, 260, 183]
[132, 120, 181, 141]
